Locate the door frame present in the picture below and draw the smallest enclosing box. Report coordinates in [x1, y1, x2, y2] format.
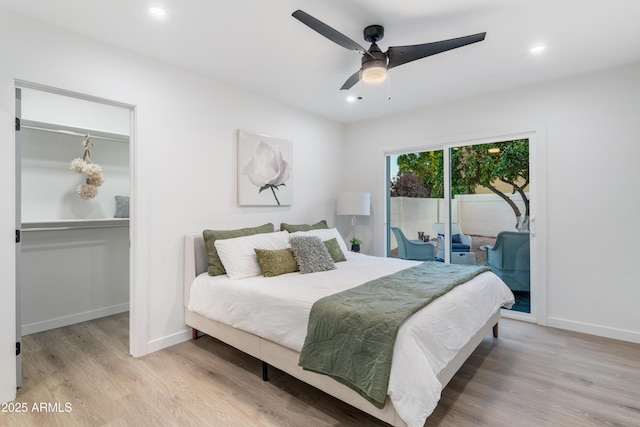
[13, 80, 141, 364]
[381, 124, 547, 324]
[14, 88, 22, 388]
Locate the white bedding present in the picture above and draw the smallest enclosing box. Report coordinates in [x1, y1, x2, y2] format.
[188, 252, 514, 427]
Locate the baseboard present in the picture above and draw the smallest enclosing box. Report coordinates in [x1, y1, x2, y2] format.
[146, 328, 192, 354]
[22, 303, 129, 336]
[547, 316, 640, 344]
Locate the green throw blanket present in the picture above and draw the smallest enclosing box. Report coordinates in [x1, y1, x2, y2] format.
[298, 261, 490, 408]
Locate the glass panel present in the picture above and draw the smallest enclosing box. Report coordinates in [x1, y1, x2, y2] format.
[449, 139, 530, 313]
[387, 150, 443, 260]
[386, 139, 531, 314]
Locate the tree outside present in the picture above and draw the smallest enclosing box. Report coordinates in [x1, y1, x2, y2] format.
[393, 139, 529, 231]
[389, 172, 429, 198]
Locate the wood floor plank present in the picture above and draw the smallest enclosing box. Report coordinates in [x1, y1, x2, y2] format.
[2, 313, 638, 426]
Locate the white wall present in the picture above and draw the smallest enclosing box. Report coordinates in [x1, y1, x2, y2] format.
[20, 126, 130, 221]
[20, 226, 130, 335]
[19, 89, 131, 335]
[21, 87, 130, 135]
[345, 62, 640, 344]
[0, 11, 345, 402]
[20, 86, 131, 220]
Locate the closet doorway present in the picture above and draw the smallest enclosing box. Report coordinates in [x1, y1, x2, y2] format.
[15, 83, 134, 386]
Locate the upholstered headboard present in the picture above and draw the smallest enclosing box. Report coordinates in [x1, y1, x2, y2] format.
[194, 235, 207, 276]
[184, 234, 207, 308]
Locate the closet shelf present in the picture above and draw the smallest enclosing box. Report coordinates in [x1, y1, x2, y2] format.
[22, 218, 129, 232]
[20, 119, 129, 143]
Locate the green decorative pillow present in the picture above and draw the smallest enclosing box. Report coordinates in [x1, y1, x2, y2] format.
[203, 223, 274, 276]
[280, 219, 329, 232]
[255, 248, 299, 277]
[323, 238, 346, 263]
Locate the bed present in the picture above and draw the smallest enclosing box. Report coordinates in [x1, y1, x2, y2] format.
[184, 228, 514, 427]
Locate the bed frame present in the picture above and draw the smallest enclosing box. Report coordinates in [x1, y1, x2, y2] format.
[184, 233, 500, 427]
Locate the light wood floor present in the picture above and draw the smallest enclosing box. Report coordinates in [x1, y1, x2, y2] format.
[2, 313, 639, 427]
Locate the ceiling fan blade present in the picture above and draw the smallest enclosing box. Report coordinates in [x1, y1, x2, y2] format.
[292, 10, 369, 55]
[387, 32, 486, 69]
[340, 70, 361, 91]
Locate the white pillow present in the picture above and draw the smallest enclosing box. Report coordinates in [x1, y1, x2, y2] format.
[290, 228, 349, 255]
[214, 231, 290, 279]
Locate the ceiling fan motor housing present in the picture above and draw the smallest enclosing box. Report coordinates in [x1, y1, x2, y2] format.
[361, 42, 387, 83]
[363, 25, 384, 43]
[362, 42, 387, 69]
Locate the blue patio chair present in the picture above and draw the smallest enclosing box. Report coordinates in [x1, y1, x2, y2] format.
[483, 231, 530, 292]
[391, 226, 436, 261]
[432, 222, 472, 261]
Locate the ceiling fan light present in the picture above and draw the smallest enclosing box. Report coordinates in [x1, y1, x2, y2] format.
[362, 66, 387, 84]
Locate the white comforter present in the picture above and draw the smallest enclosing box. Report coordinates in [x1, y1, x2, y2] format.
[189, 252, 514, 427]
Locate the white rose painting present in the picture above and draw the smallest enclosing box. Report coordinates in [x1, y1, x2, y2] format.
[238, 130, 293, 206]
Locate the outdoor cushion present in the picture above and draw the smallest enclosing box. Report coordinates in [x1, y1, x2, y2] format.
[452, 243, 471, 252]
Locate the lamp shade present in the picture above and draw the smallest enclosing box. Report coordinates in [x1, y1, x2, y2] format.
[336, 192, 370, 216]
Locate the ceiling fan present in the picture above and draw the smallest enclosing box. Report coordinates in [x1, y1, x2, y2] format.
[292, 10, 486, 91]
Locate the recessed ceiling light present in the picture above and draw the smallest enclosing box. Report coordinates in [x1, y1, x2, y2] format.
[346, 95, 357, 103]
[149, 7, 166, 18]
[530, 45, 546, 54]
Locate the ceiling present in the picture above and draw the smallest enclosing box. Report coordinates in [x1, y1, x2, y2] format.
[2, 0, 640, 123]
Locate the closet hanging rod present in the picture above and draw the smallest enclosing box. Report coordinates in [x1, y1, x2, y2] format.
[20, 124, 129, 143]
[22, 224, 129, 232]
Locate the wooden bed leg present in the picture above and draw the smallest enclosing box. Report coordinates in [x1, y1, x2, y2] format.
[492, 323, 499, 338]
[262, 362, 269, 382]
[192, 328, 199, 340]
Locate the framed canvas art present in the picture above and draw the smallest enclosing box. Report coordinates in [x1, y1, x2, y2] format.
[237, 130, 293, 206]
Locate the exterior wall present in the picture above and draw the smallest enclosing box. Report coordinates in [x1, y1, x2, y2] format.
[457, 193, 527, 237]
[389, 197, 442, 248]
[390, 193, 526, 249]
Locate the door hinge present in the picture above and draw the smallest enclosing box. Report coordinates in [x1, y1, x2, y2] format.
[16, 342, 21, 356]
[16, 229, 21, 243]
[15, 117, 20, 131]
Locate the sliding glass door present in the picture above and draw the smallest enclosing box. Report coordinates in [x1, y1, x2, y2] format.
[386, 138, 532, 316]
[387, 150, 444, 259]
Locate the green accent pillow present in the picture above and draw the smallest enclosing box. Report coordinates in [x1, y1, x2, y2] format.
[280, 219, 329, 232]
[203, 223, 274, 276]
[324, 238, 346, 263]
[255, 248, 299, 277]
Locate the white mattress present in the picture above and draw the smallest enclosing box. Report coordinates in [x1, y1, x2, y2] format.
[189, 252, 514, 427]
